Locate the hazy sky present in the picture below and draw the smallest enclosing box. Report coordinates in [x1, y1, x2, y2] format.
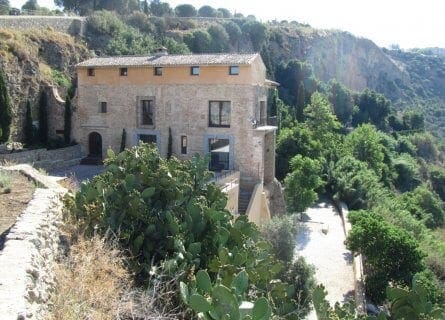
[8, 0, 445, 49]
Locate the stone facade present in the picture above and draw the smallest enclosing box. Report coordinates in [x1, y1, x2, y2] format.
[74, 54, 277, 185]
[0, 16, 86, 37]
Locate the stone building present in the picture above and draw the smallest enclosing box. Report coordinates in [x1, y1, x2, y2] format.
[74, 50, 278, 222]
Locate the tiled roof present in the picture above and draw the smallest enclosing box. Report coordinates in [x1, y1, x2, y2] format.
[77, 53, 259, 68]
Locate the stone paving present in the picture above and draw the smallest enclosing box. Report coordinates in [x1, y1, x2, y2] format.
[49, 164, 104, 186]
[295, 199, 355, 319]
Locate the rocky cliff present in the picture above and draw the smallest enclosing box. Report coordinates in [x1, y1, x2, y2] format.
[0, 28, 90, 141]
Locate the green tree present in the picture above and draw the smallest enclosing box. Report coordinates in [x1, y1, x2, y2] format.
[402, 110, 425, 131]
[24, 100, 33, 146]
[184, 29, 211, 53]
[149, 0, 172, 16]
[304, 92, 341, 155]
[38, 89, 48, 145]
[393, 153, 421, 192]
[174, 4, 196, 17]
[285, 154, 324, 213]
[142, 0, 148, 14]
[207, 24, 229, 52]
[409, 132, 438, 160]
[275, 125, 322, 180]
[0, 0, 10, 14]
[241, 20, 267, 51]
[329, 155, 385, 209]
[352, 89, 391, 129]
[344, 124, 385, 177]
[197, 5, 217, 17]
[347, 211, 425, 303]
[328, 79, 354, 126]
[21, 0, 38, 12]
[217, 8, 231, 18]
[0, 68, 12, 143]
[55, 0, 97, 15]
[223, 21, 242, 47]
[64, 95, 72, 144]
[296, 81, 305, 122]
[400, 185, 445, 228]
[429, 165, 445, 201]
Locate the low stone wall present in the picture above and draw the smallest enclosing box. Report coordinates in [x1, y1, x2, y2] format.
[246, 183, 271, 226]
[0, 16, 86, 37]
[0, 165, 66, 319]
[0, 145, 82, 170]
[337, 201, 367, 314]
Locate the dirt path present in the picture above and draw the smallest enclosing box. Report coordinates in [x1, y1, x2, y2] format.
[295, 199, 355, 318]
[0, 170, 35, 240]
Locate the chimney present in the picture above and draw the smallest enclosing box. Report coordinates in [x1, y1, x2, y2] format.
[153, 46, 168, 56]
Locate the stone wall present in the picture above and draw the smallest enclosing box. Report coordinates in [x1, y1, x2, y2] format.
[0, 165, 66, 319]
[0, 145, 82, 169]
[74, 81, 270, 183]
[0, 16, 86, 37]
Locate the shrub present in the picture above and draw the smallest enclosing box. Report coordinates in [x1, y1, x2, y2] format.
[223, 21, 242, 46]
[0, 170, 11, 191]
[347, 211, 425, 303]
[51, 69, 71, 89]
[207, 24, 230, 52]
[401, 185, 445, 228]
[393, 153, 421, 192]
[261, 215, 297, 263]
[279, 256, 316, 318]
[285, 154, 324, 213]
[241, 20, 267, 51]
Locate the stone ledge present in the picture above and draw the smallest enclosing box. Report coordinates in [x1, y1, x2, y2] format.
[0, 166, 66, 319]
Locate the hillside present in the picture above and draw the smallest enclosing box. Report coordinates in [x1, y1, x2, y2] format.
[0, 29, 90, 141]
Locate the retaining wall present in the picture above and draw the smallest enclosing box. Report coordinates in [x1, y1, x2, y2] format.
[0, 15, 86, 37]
[0, 144, 82, 170]
[0, 165, 66, 319]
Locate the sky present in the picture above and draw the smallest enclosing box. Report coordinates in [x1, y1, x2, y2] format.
[8, 0, 445, 49]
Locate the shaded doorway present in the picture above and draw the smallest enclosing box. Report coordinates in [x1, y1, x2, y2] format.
[88, 132, 102, 158]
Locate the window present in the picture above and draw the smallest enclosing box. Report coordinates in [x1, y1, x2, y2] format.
[181, 135, 187, 154]
[209, 101, 231, 127]
[87, 68, 95, 76]
[229, 66, 239, 75]
[209, 138, 230, 171]
[120, 67, 128, 76]
[100, 101, 107, 113]
[190, 66, 200, 75]
[138, 134, 157, 145]
[154, 67, 163, 76]
[141, 100, 154, 125]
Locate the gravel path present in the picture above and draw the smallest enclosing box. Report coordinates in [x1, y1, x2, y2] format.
[295, 199, 355, 318]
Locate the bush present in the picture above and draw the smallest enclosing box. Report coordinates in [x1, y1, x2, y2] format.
[347, 211, 425, 303]
[241, 20, 267, 51]
[284, 155, 324, 213]
[393, 153, 421, 192]
[207, 24, 229, 52]
[279, 256, 316, 318]
[429, 165, 445, 201]
[410, 132, 439, 160]
[400, 185, 445, 228]
[223, 21, 242, 46]
[261, 215, 297, 263]
[184, 29, 211, 53]
[414, 269, 445, 305]
[51, 69, 71, 89]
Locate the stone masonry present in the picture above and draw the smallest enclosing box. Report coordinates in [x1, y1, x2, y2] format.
[0, 165, 66, 320]
[0, 16, 86, 37]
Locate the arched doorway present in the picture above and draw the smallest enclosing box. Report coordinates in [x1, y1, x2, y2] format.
[88, 132, 102, 158]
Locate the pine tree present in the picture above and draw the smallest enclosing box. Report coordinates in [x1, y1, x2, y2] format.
[38, 89, 48, 145]
[167, 127, 172, 159]
[142, 0, 149, 14]
[296, 81, 305, 122]
[64, 95, 72, 144]
[0, 68, 12, 143]
[24, 100, 33, 146]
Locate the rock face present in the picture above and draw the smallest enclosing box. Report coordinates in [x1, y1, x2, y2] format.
[0, 29, 90, 141]
[268, 26, 410, 101]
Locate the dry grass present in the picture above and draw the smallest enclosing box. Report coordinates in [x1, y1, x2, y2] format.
[47, 234, 132, 320]
[0, 169, 35, 236]
[47, 225, 187, 320]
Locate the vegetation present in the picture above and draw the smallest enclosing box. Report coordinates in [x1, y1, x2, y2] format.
[38, 89, 48, 145]
[64, 95, 71, 144]
[65, 144, 315, 318]
[0, 67, 12, 143]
